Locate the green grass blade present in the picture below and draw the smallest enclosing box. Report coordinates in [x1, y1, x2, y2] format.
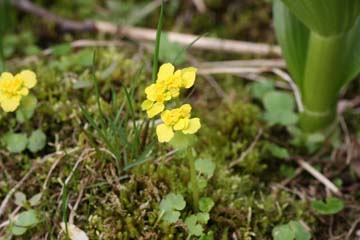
[124, 140, 156, 171]
[273, 0, 310, 89]
[91, 51, 107, 129]
[152, 1, 164, 82]
[173, 33, 208, 65]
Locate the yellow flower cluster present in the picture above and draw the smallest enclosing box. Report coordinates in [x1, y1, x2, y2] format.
[142, 63, 201, 143]
[0, 70, 37, 112]
[141, 63, 197, 118]
[157, 104, 201, 142]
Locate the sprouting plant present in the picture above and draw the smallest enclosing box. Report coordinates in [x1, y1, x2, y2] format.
[141, 63, 201, 210]
[0, 70, 47, 153]
[273, 0, 360, 132]
[6, 192, 42, 236]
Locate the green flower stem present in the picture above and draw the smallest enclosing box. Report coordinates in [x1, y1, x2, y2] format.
[188, 147, 199, 212]
[301, 32, 345, 131]
[0, 34, 5, 72]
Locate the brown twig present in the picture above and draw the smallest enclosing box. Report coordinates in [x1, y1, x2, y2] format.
[295, 157, 342, 196]
[229, 129, 263, 168]
[10, 0, 281, 56]
[0, 165, 37, 217]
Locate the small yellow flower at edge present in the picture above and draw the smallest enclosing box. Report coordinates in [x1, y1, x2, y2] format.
[0, 70, 37, 112]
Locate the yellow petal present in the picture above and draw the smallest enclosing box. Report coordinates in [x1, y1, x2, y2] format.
[141, 99, 153, 111]
[18, 70, 37, 88]
[179, 104, 192, 117]
[147, 102, 164, 118]
[173, 118, 190, 131]
[0, 72, 14, 81]
[169, 88, 180, 98]
[157, 63, 175, 82]
[0, 92, 6, 102]
[18, 87, 29, 96]
[181, 67, 197, 88]
[156, 124, 174, 142]
[182, 118, 201, 134]
[145, 84, 157, 101]
[1, 96, 21, 112]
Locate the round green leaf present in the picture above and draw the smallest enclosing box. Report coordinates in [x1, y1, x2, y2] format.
[2, 132, 28, 153]
[311, 197, 344, 215]
[199, 197, 215, 213]
[27, 129, 47, 153]
[272, 224, 295, 240]
[263, 91, 295, 112]
[195, 159, 215, 178]
[11, 210, 40, 236]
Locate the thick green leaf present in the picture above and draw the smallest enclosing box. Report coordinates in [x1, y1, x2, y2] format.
[281, 0, 360, 36]
[273, 0, 309, 88]
[311, 197, 344, 215]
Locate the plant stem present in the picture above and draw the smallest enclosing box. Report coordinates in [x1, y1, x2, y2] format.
[301, 32, 345, 131]
[187, 147, 199, 212]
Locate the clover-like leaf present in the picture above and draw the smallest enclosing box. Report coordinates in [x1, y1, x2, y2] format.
[273, 224, 295, 240]
[195, 159, 215, 178]
[273, 221, 311, 240]
[263, 91, 295, 112]
[2, 132, 28, 153]
[263, 91, 298, 126]
[311, 197, 344, 215]
[199, 197, 215, 213]
[159, 193, 186, 224]
[27, 129, 47, 153]
[289, 221, 311, 240]
[185, 215, 204, 237]
[250, 80, 275, 100]
[11, 210, 40, 236]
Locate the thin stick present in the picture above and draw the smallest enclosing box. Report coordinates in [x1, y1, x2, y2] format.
[0, 165, 37, 217]
[345, 216, 360, 240]
[229, 129, 263, 168]
[196, 59, 285, 69]
[10, 0, 281, 56]
[295, 158, 341, 196]
[272, 68, 304, 112]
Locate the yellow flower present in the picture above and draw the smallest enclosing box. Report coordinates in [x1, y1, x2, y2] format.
[156, 104, 201, 142]
[142, 63, 198, 119]
[0, 70, 37, 112]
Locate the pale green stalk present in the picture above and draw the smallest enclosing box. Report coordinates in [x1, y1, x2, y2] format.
[188, 147, 199, 211]
[300, 33, 344, 131]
